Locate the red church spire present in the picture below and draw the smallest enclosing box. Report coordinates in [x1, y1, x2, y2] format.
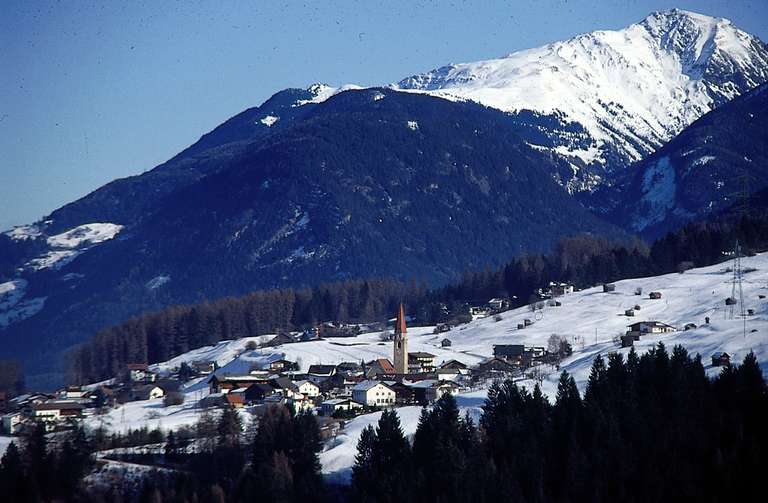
[395, 303, 407, 335]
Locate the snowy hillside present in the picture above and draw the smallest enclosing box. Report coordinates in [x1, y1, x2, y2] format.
[396, 9, 768, 191]
[80, 253, 768, 481]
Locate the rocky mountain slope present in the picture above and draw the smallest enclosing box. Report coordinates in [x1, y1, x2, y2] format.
[396, 9, 768, 193]
[604, 83, 768, 238]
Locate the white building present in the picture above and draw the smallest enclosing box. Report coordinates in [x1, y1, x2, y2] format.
[295, 380, 321, 398]
[1, 412, 23, 435]
[352, 381, 395, 407]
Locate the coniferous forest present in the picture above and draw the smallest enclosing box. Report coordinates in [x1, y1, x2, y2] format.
[68, 212, 768, 384]
[350, 347, 768, 503]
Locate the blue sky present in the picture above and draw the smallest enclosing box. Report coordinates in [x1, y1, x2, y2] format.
[2, 0, 766, 230]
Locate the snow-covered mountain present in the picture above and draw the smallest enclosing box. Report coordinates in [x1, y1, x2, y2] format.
[396, 9, 768, 192]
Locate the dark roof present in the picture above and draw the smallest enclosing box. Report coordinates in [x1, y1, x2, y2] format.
[409, 352, 436, 359]
[270, 377, 298, 392]
[247, 383, 276, 395]
[33, 401, 85, 411]
[440, 359, 468, 369]
[126, 363, 148, 371]
[493, 344, 525, 357]
[308, 365, 336, 375]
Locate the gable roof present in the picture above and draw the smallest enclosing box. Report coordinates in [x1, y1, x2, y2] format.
[409, 352, 436, 359]
[353, 380, 393, 392]
[308, 364, 336, 375]
[370, 358, 395, 374]
[440, 359, 468, 369]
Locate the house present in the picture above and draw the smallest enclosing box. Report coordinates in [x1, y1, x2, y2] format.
[408, 352, 436, 373]
[365, 358, 396, 379]
[225, 393, 245, 409]
[32, 401, 84, 422]
[209, 375, 269, 394]
[684, 323, 698, 331]
[435, 367, 462, 382]
[440, 338, 452, 348]
[1, 412, 23, 435]
[321, 398, 363, 416]
[268, 359, 298, 373]
[352, 381, 395, 407]
[603, 284, 616, 293]
[270, 377, 299, 398]
[191, 361, 217, 375]
[475, 357, 518, 377]
[470, 306, 490, 320]
[493, 344, 525, 362]
[245, 383, 277, 402]
[649, 291, 663, 299]
[387, 381, 418, 405]
[300, 328, 321, 342]
[131, 385, 165, 401]
[335, 361, 364, 377]
[307, 365, 337, 384]
[126, 363, 155, 383]
[59, 386, 88, 400]
[440, 359, 469, 372]
[712, 352, 731, 367]
[626, 321, 676, 338]
[294, 380, 321, 398]
[550, 283, 574, 297]
[411, 380, 460, 405]
[265, 333, 297, 347]
[487, 298, 510, 311]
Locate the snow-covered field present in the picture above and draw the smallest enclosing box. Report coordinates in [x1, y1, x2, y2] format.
[78, 253, 768, 481]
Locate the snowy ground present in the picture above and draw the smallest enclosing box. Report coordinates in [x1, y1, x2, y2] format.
[81, 253, 768, 481]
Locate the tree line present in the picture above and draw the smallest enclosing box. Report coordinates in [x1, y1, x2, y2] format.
[1, 404, 327, 503]
[351, 347, 768, 503]
[67, 212, 768, 385]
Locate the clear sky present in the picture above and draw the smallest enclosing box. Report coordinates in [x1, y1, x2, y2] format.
[2, 0, 766, 231]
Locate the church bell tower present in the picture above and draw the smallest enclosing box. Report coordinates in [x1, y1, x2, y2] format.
[393, 303, 408, 374]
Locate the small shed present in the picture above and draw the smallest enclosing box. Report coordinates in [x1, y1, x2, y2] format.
[441, 338, 452, 348]
[649, 292, 662, 300]
[634, 287, 643, 296]
[625, 309, 635, 317]
[603, 284, 616, 292]
[684, 323, 697, 331]
[634, 304, 641, 311]
[620, 335, 635, 348]
[524, 319, 533, 326]
[517, 323, 525, 330]
[725, 297, 737, 306]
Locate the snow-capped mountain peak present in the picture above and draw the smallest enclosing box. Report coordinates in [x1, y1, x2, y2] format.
[395, 9, 768, 191]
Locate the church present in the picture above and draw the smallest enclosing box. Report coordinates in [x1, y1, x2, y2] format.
[393, 303, 408, 374]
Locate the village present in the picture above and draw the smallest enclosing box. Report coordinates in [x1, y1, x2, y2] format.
[2, 273, 740, 443]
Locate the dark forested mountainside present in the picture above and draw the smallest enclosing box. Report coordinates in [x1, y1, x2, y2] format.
[2, 88, 626, 388]
[593, 83, 768, 238]
[68, 204, 768, 384]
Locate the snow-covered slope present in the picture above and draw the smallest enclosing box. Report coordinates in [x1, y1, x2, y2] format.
[86, 253, 768, 481]
[396, 9, 768, 191]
